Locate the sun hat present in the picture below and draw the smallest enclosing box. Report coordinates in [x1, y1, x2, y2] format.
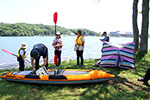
[56, 32, 61, 35]
[21, 42, 27, 49]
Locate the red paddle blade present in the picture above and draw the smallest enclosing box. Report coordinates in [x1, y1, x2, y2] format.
[54, 54, 58, 66]
[53, 12, 58, 24]
[1, 49, 17, 56]
[2, 49, 13, 55]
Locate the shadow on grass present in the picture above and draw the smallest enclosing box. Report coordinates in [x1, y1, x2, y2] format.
[79, 76, 150, 100]
[46, 59, 150, 99]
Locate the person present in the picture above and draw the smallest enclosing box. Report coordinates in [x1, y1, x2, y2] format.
[30, 43, 48, 73]
[52, 32, 63, 66]
[74, 30, 85, 66]
[100, 31, 109, 42]
[17, 42, 27, 71]
[138, 68, 150, 86]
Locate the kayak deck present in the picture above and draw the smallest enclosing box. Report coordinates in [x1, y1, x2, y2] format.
[0, 69, 115, 84]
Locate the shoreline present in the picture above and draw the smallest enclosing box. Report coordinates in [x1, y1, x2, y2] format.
[0, 56, 73, 70]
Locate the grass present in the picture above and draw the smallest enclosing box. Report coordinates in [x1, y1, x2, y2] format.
[0, 51, 150, 100]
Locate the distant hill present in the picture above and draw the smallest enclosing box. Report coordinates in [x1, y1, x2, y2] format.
[0, 23, 100, 36]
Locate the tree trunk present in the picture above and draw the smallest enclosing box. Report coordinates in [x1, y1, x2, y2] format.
[132, 0, 139, 51]
[139, 0, 149, 54]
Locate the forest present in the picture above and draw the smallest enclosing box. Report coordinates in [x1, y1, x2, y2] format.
[0, 23, 100, 36]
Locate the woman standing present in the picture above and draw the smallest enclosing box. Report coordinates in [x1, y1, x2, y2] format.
[74, 30, 85, 66]
[52, 32, 63, 67]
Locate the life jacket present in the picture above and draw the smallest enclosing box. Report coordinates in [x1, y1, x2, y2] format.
[17, 48, 26, 58]
[55, 38, 61, 45]
[75, 35, 83, 45]
[54, 38, 62, 49]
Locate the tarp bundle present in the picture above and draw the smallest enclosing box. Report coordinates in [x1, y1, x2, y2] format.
[98, 42, 135, 69]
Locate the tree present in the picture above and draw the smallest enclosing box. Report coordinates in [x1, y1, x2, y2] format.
[139, 0, 149, 54]
[0, 23, 99, 36]
[132, 0, 139, 51]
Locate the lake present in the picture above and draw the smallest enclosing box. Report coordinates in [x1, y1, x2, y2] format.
[0, 36, 149, 69]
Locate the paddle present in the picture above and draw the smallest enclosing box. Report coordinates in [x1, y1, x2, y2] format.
[54, 54, 58, 66]
[2, 49, 17, 57]
[53, 12, 59, 66]
[53, 12, 58, 35]
[1, 49, 30, 63]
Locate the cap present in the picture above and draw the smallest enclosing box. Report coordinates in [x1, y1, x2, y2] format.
[21, 42, 27, 49]
[56, 32, 61, 35]
[31, 49, 39, 59]
[77, 30, 82, 34]
[102, 31, 107, 36]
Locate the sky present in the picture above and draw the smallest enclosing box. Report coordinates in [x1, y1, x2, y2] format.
[0, 0, 143, 33]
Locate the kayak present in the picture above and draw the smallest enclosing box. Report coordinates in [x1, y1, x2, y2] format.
[0, 69, 115, 84]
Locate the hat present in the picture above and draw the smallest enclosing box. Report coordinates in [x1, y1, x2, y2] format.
[56, 32, 61, 35]
[102, 31, 107, 36]
[31, 49, 39, 59]
[21, 42, 27, 49]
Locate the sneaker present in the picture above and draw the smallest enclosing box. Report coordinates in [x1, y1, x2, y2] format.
[138, 78, 144, 81]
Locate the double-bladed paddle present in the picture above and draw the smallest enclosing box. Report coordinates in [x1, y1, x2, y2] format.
[1, 49, 30, 62]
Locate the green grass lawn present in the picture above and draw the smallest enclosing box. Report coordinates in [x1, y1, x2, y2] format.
[0, 51, 150, 100]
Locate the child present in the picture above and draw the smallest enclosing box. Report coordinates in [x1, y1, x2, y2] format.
[17, 42, 27, 71]
[52, 32, 63, 66]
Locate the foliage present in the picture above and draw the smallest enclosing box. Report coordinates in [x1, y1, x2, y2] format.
[0, 51, 150, 100]
[0, 23, 99, 36]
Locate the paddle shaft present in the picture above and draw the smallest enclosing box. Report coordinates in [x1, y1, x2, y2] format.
[55, 24, 56, 35]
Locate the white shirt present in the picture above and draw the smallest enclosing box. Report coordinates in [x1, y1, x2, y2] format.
[19, 49, 24, 56]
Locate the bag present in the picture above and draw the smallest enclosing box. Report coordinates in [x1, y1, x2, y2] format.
[36, 67, 48, 75]
[74, 45, 77, 51]
[74, 45, 79, 51]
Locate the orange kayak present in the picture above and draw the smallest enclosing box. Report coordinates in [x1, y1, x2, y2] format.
[0, 69, 115, 84]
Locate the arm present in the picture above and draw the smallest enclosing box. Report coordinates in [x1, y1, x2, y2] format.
[102, 36, 109, 41]
[82, 42, 85, 47]
[100, 39, 103, 41]
[21, 56, 25, 62]
[82, 36, 85, 47]
[42, 57, 48, 67]
[82, 37, 85, 50]
[58, 40, 63, 47]
[31, 57, 35, 72]
[52, 39, 56, 47]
